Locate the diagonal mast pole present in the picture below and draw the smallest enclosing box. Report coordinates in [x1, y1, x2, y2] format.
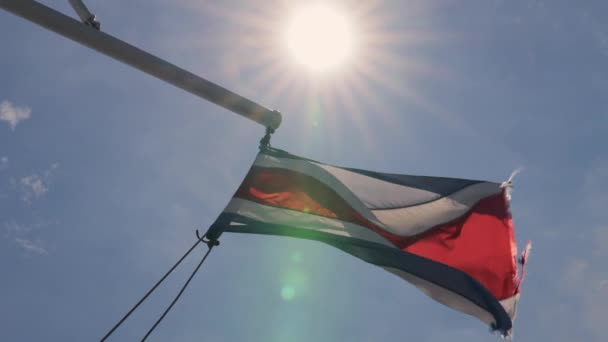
[0, 0, 282, 130]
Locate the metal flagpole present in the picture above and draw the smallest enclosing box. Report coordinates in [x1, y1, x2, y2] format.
[0, 0, 282, 130]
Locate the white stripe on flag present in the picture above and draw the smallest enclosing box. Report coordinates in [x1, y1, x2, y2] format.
[371, 182, 502, 236]
[253, 154, 385, 226]
[384, 267, 497, 326]
[315, 164, 441, 209]
[499, 293, 520, 320]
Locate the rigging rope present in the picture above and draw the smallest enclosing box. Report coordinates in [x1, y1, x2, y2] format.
[100, 231, 218, 341]
[141, 242, 217, 341]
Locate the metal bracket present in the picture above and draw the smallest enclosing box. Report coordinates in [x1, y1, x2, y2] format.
[68, 0, 100, 30]
[259, 127, 275, 151]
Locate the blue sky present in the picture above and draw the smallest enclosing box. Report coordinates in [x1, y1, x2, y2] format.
[1, 0, 607, 341]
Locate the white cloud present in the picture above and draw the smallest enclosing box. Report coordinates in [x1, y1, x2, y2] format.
[19, 163, 59, 203]
[0, 100, 31, 130]
[20, 175, 48, 203]
[4, 221, 48, 255]
[21, 175, 49, 197]
[0, 157, 7, 170]
[15, 237, 47, 255]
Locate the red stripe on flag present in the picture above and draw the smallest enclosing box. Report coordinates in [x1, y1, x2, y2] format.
[401, 194, 519, 300]
[234, 166, 364, 222]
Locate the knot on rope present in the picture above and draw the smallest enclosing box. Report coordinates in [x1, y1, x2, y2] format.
[196, 230, 220, 248]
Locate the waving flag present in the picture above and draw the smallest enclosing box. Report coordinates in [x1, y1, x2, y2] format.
[207, 148, 528, 336]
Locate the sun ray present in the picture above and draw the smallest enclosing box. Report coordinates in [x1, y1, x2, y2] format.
[181, 0, 458, 151]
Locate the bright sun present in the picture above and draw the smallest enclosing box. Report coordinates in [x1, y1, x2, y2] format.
[285, 4, 354, 72]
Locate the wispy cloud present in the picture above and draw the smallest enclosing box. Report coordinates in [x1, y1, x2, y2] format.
[14, 237, 47, 255]
[20, 175, 48, 201]
[4, 220, 30, 235]
[0, 156, 7, 170]
[4, 221, 48, 255]
[0, 100, 31, 130]
[2, 163, 59, 254]
[18, 163, 59, 203]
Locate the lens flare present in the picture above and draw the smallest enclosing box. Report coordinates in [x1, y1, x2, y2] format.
[280, 286, 296, 301]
